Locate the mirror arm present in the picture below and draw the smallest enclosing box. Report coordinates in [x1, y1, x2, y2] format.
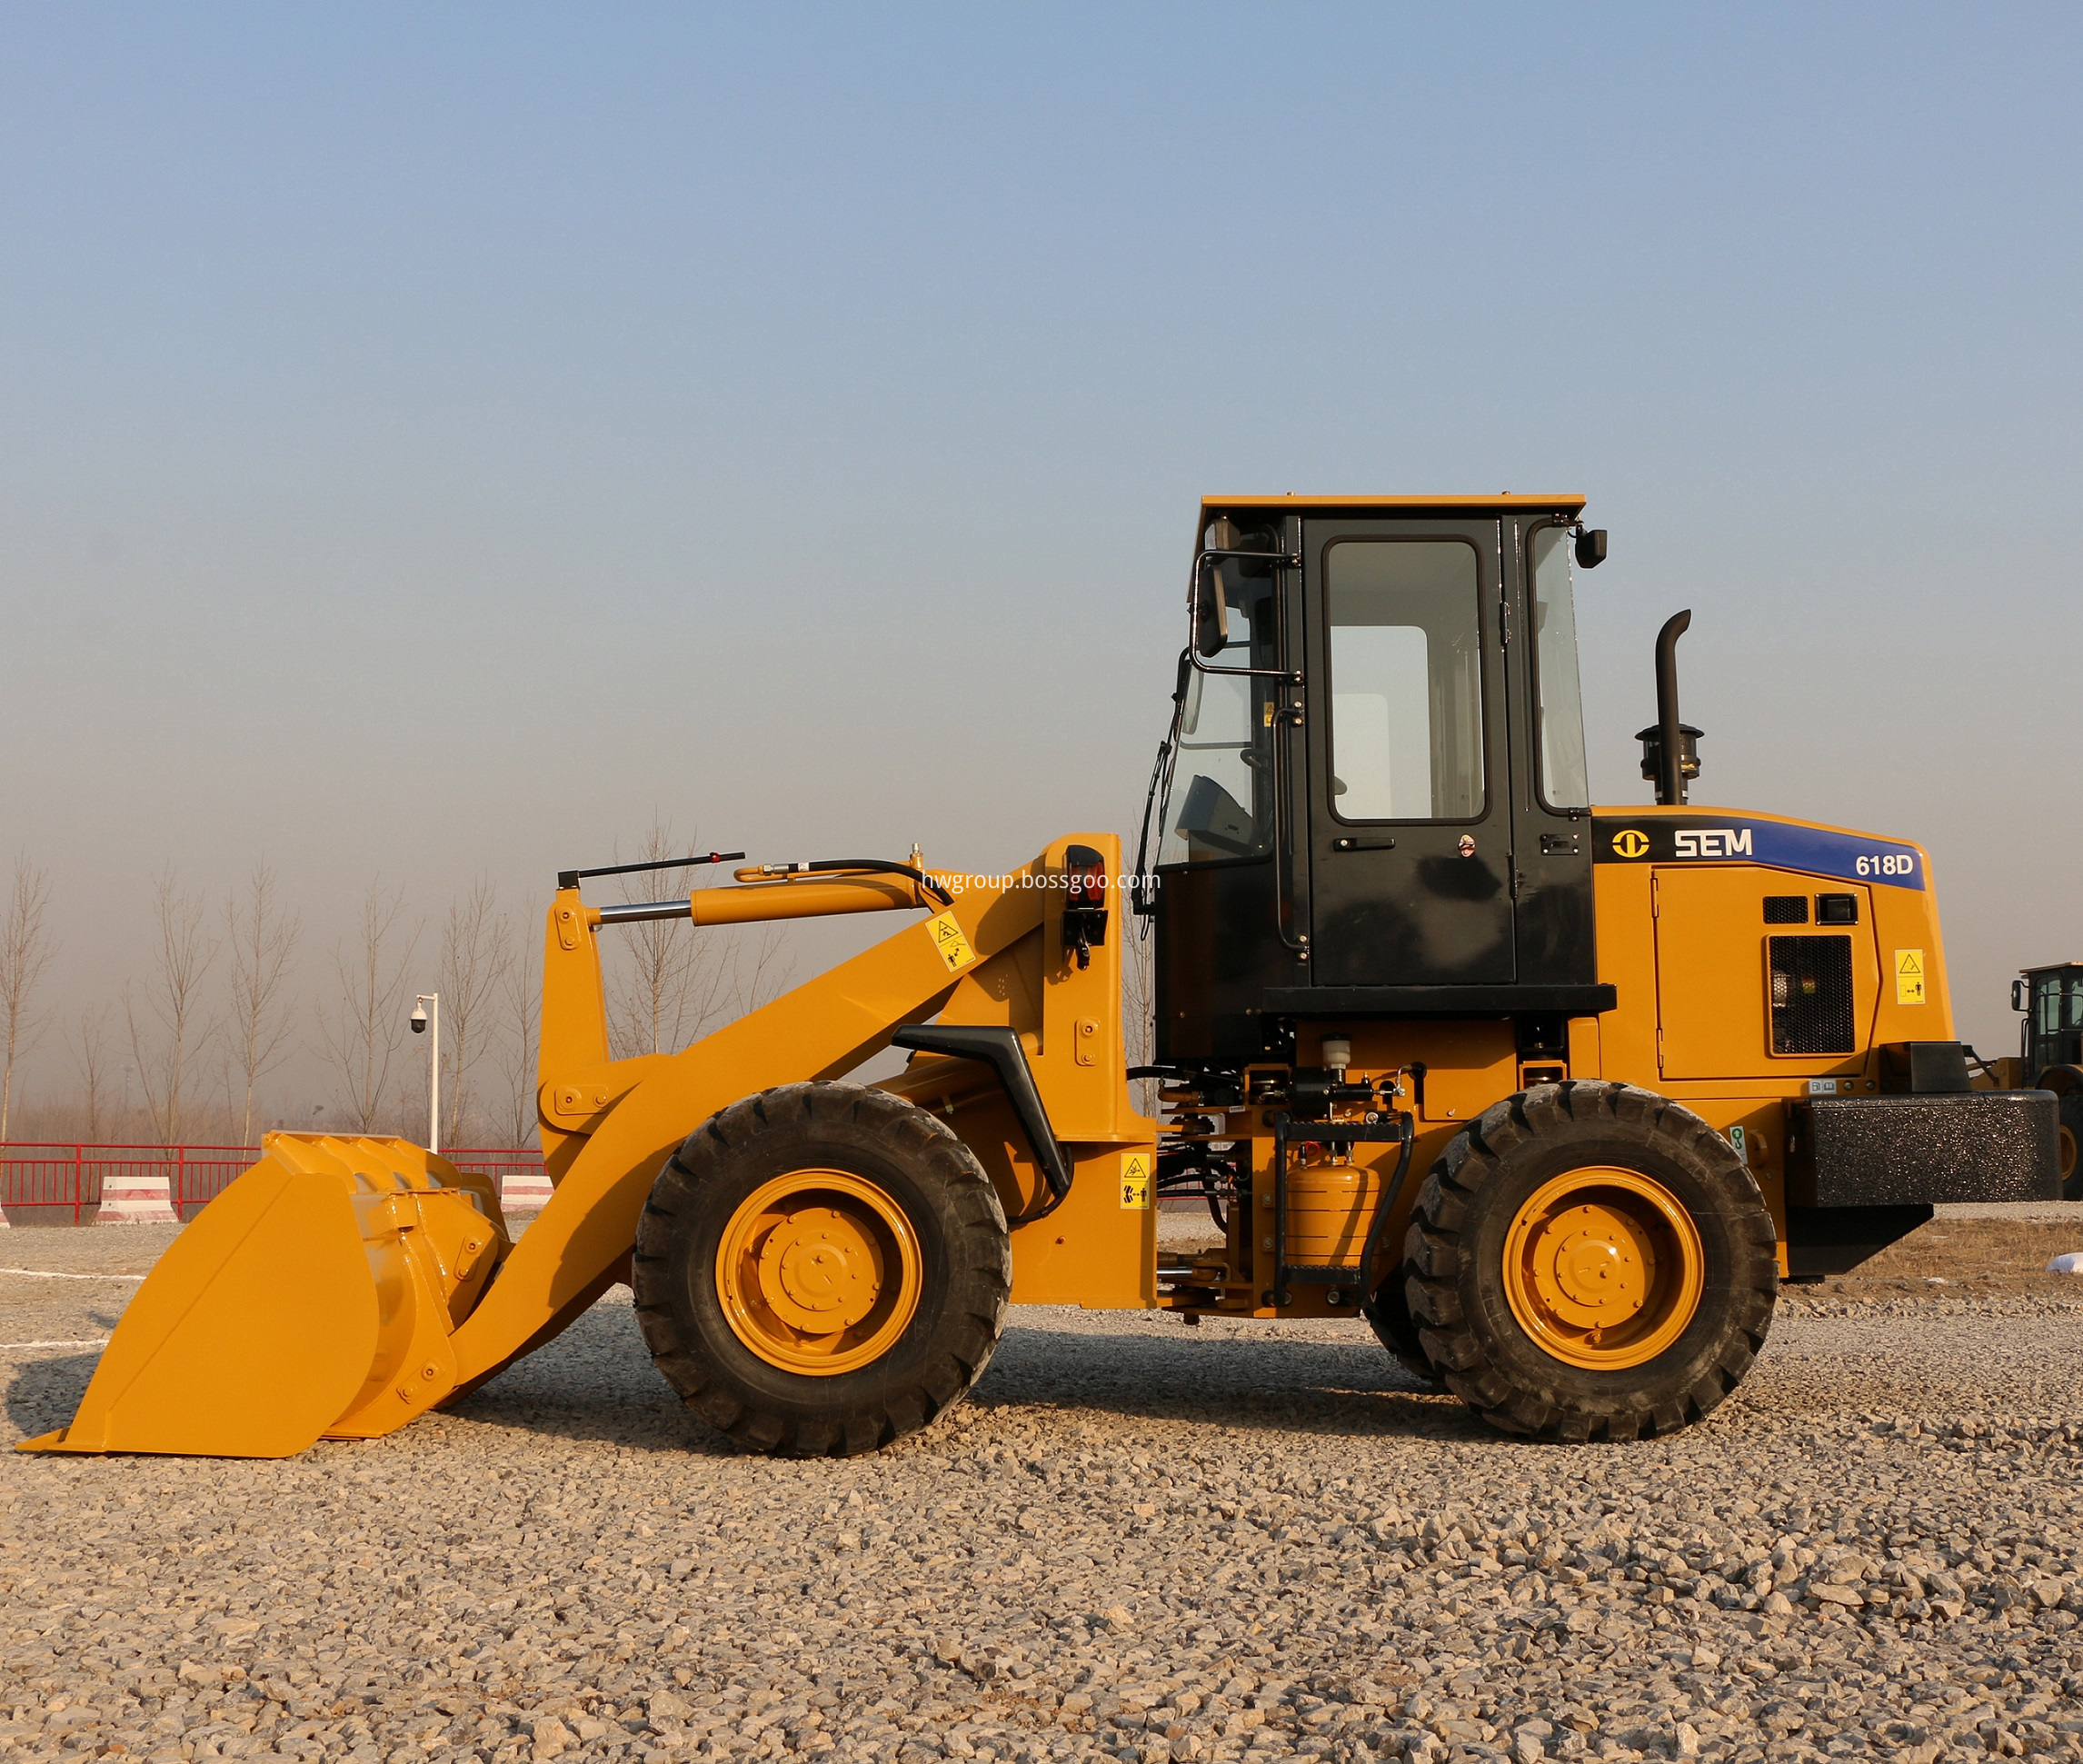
[1187, 548, 1303, 683]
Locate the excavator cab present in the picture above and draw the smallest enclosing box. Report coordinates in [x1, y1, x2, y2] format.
[1148, 497, 1606, 1065]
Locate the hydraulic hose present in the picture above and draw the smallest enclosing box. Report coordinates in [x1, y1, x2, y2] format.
[1130, 650, 1192, 917]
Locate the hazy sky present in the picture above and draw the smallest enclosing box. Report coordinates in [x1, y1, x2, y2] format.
[3, 4, 2078, 1120]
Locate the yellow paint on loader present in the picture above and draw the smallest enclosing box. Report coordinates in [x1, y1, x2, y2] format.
[23, 839, 1152, 1458]
[23, 1137, 502, 1457]
[29, 492, 2047, 1460]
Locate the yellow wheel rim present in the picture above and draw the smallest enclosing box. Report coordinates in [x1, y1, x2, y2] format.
[2059, 1122, 2078, 1186]
[1502, 1166, 1705, 1371]
[715, 1170, 922, 1377]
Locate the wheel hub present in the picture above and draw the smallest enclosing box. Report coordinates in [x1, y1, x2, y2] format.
[1539, 1205, 1652, 1326]
[758, 1208, 880, 1331]
[1502, 1167, 1704, 1370]
[716, 1170, 922, 1376]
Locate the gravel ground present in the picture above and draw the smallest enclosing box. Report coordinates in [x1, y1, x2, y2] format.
[3, 1223, 2083, 1764]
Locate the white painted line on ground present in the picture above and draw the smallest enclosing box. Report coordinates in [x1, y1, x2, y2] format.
[0, 1338, 110, 1350]
[0, 1268, 146, 1281]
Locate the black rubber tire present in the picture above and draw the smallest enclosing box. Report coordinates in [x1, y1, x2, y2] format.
[2057, 1089, 2083, 1203]
[1403, 1081, 1778, 1441]
[633, 1081, 1011, 1457]
[1362, 1265, 1443, 1389]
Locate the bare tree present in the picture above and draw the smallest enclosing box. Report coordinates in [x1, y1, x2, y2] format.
[606, 818, 736, 1060]
[437, 877, 512, 1146]
[1122, 917, 1159, 1118]
[314, 879, 420, 1134]
[0, 855, 56, 1141]
[124, 866, 219, 1145]
[224, 862, 302, 1146]
[494, 905, 542, 1146]
[730, 924, 794, 1019]
[65, 1004, 113, 1141]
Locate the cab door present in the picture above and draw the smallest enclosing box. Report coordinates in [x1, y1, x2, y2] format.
[1303, 518, 1515, 987]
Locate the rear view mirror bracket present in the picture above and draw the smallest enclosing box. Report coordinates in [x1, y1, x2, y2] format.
[1187, 548, 1302, 683]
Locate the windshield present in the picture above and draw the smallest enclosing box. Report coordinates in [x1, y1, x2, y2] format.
[1157, 573, 1277, 865]
[1528, 525, 1590, 810]
[2034, 972, 2083, 1038]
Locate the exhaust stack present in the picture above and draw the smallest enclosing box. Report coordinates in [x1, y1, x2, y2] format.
[1637, 610, 1702, 806]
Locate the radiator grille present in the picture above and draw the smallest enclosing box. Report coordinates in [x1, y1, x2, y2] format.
[1763, 895, 1809, 924]
[1770, 935, 1855, 1054]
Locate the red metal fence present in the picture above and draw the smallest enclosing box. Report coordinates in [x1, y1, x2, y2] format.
[0, 1142, 548, 1225]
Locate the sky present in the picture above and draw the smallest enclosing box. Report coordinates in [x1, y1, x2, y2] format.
[2, 3, 2079, 1122]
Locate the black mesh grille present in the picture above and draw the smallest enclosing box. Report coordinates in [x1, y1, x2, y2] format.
[1770, 936, 1855, 1054]
[1763, 895, 1809, 924]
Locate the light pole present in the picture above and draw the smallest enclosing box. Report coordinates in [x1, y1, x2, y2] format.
[410, 993, 440, 1153]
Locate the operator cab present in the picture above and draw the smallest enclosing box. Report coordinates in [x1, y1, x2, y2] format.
[2015, 962, 2083, 1073]
[1142, 496, 1612, 1066]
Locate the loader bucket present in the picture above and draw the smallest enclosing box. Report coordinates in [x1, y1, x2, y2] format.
[18, 1134, 510, 1459]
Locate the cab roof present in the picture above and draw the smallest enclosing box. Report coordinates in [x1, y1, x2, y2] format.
[1201, 493, 1586, 514]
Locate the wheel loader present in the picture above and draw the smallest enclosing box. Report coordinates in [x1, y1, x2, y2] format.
[24, 494, 2059, 1460]
[1976, 961, 2083, 1199]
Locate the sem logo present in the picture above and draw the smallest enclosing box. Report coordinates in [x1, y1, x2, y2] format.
[1610, 829, 1650, 859]
[1674, 828, 1754, 858]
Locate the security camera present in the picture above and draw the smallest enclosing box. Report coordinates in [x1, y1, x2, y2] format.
[410, 1005, 428, 1034]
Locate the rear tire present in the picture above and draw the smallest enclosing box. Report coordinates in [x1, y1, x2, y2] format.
[633, 1081, 1011, 1457]
[1362, 1265, 1442, 1388]
[1403, 1081, 1777, 1441]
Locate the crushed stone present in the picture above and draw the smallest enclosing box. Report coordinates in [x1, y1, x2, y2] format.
[3, 1230, 2081, 1762]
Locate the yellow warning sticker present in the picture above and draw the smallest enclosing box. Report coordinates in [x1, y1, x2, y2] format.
[1894, 948, 1927, 1006]
[927, 912, 976, 972]
[1120, 1151, 1152, 1211]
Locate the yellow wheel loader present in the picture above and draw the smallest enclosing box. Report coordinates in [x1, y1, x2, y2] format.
[1986, 962, 2083, 1200]
[25, 494, 2059, 1460]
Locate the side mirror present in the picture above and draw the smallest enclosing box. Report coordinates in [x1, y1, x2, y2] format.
[2012, 979, 2030, 1012]
[1194, 563, 1229, 657]
[1575, 528, 1609, 569]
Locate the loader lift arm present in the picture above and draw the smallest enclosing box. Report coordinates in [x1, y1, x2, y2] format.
[458, 861, 1034, 1396]
[25, 835, 1153, 1458]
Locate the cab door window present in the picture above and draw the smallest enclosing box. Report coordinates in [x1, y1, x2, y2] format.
[1324, 538, 1485, 822]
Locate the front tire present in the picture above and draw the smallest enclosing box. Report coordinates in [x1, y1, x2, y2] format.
[1403, 1081, 1777, 1441]
[633, 1081, 1011, 1457]
[2056, 1089, 2082, 1203]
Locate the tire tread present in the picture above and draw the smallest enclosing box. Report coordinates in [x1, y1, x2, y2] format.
[633, 1081, 1010, 1458]
[1402, 1080, 1778, 1442]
